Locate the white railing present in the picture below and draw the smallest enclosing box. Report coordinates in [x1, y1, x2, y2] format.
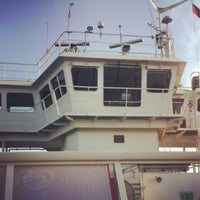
[0, 30, 173, 82]
[0, 62, 37, 81]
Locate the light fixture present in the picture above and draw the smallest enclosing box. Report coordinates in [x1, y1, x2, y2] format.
[98, 21, 104, 38]
[87, 26, 93, 33]
[155, 176, 162, 183]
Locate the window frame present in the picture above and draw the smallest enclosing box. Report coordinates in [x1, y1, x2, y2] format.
[39, 84, 53, 110]
[51, 70, 67, 100]
[103, 64, 141, 107]
[173, 98, 184, 114]
[7, 92, 34, 112]
[71, 66, 98, 91]
[147, 69, 171, 93]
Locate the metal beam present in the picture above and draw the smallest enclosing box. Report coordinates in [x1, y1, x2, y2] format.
[114, 162, 128, 200]
[0, 152, 200, 164]
[176, 130, 186, 140]
[158, 128, 166, 141]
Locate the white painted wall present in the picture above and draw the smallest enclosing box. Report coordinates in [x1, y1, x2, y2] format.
[143, 173, 200, 200]
[66, 129, 159, 152]
[66, 132, 79, 151]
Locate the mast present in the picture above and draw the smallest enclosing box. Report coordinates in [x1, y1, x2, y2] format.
[149, 0, 189, 57]
[67, 0, 74, 50]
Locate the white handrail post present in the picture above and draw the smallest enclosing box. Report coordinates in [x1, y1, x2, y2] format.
[38, 62, 41, 76]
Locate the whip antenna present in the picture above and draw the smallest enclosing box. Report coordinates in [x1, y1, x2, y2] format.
[67, 1, 74, 50]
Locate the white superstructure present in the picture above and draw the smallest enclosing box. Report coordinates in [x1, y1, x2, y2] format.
[0, 1, 200, 199]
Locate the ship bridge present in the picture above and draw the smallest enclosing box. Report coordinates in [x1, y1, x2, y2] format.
[0, 30, 189, 151]
[2, 1, 200, 200]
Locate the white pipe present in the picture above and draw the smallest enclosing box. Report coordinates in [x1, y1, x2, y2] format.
[0, 151, 200, 163]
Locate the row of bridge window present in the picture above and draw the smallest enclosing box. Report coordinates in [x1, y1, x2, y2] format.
[0, 65, 172, 112]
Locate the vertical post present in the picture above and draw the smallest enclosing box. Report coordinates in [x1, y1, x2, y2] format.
[140, 173, 145, 200]
[5, 164, 14, 200]
[26, 64, 29, 81]
[68, 1, 74, 51]
[47, 49, 51, 66]
[3, 66, 5, 80]
[114, 162, 128, 200]
[52, 91, 60, 117]
[119, 25, 123, 54]
[46, 22, 49, 53]
[158, 13, 164, 57]
[125, 88, 128, 107]
[2, 141, 5, 152]
[84, 32, 87, 52]
[38, 62, 41, 77]
[41, 99, 49, 123]
[165, 23, 171, 57]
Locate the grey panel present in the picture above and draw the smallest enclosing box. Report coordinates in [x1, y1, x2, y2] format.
[13, 165, 113, 200]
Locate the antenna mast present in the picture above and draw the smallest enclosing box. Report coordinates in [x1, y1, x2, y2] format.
[67, 0, 74, 50]
[149, 0, 188, 57]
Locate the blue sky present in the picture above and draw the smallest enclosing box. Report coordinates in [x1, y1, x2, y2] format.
[0, 0, 200, 86]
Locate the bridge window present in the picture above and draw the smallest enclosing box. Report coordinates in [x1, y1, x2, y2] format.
[104, 64, 141, 106]
[51, 70, 67, 100]
[72, 66, 97, 91]
[7, 93, 34, 112]
[39, 84, 53, 109]
[147, 70, 171, 93]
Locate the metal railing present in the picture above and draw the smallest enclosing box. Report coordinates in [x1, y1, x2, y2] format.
[0, 30, 174, 82]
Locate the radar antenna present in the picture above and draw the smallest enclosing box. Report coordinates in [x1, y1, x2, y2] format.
[109, 25, 143, 55]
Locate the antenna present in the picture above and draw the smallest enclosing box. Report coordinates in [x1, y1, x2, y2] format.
[46, 22, 49, 53]
[109, 39, 144, 49]
[149, 0, 188, 31]
[149, 0, 188, 57]
[67, 0, 74, 50]
[109, 25, 143, 55]
[98, 21, 104, 38]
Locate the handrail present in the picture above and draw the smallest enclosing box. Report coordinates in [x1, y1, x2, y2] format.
[0, 151, 200, 163]
[0, 30, 174, 82]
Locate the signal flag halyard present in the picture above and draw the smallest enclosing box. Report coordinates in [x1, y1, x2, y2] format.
[192, 3, 200, 18]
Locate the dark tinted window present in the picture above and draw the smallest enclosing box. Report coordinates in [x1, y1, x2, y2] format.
[51, 70, 67, 100]
[104, 65, 141, 106]
[7, 93, 34, 112]
[114, 135, 125, 143]
[39, 84, 53, 109]
[72, 67, 97, 91]
[147, 70, 171, 93]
